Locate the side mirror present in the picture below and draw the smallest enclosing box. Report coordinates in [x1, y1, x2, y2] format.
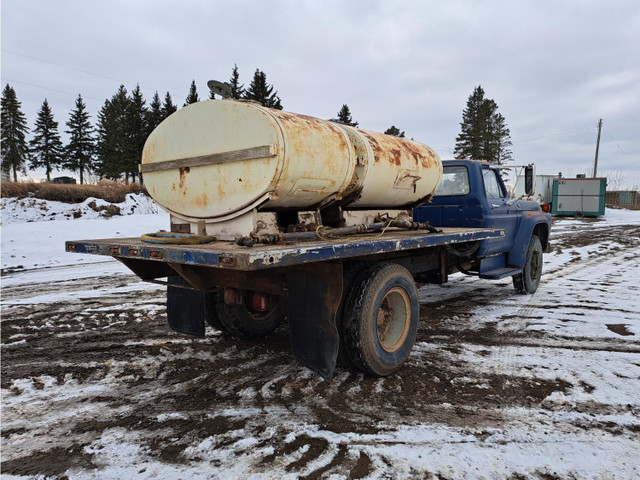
[524, 165, 534, 196]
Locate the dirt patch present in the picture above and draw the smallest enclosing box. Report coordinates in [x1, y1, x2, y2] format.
[1, 444, 95, 478]
[606, 324, 634, 336]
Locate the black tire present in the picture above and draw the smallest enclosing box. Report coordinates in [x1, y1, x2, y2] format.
[335, 261, 370, 368]
[215, 290, 284, 338]
[342, 262, 419, 376]
[513, 235, 543, 294]
[203, 291, 226, 331]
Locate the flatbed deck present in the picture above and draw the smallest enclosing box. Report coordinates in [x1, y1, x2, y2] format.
[66, 227, 504, 271]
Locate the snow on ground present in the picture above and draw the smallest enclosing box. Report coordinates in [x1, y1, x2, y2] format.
[1, 194, 169, 286]
[1, 201, 640, 479]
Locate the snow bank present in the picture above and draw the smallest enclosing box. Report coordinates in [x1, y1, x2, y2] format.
[1, 195, 169, 276]
[1, 193, 160, 225]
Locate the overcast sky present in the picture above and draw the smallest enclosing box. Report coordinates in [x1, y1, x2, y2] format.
[2, 0, 639, 187]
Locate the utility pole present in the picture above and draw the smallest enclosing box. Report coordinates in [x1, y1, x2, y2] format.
[593, 118, 603, 178]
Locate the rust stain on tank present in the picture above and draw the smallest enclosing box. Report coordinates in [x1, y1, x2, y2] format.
[217, 180, 226, 200]
[274, 109, 349, 178]
[193, 192, 209, 207]
[178, 166, 190, 193]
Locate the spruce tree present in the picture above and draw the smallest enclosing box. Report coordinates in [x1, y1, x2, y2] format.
[95, 85, 130, 180]
[1, 84, 30, 181]
[126, 85, 148, 183]
[490, 112, 513, 165]
[244, 69, 282, 109]
[454, 85, 512, 165]
[184, 80, 199, 106]
[162, 92, 177, 118]
[331, 104, 358, 127]
[146, 91, 164, 135]
[229, 64, 244, 99]
[29, 99, 64, 182]
[64, 94, 94, 184]
[384, 125, 405, 137]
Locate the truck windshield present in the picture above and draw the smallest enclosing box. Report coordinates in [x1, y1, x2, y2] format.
[435, 166, 470, 196]
[482, 168, 505, 199]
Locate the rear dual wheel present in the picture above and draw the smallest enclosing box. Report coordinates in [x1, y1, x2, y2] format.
[342, 263, 419, 376]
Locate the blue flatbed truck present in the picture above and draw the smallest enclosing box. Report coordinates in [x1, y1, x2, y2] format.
[66, 160, 550, 378]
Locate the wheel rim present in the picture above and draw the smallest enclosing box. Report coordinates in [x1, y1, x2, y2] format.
[376, 287, 411, 353]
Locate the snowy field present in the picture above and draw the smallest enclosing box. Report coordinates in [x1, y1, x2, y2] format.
[1, 197, 639, 479]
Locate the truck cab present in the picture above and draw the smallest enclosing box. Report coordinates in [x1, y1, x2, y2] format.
[414, 159, 551, 283]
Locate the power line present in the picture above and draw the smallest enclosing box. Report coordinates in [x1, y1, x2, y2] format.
[604, 131, 633, 162]
[2, 48, 161, 93]
[438, 122, 599, 153]
[0, 76, 104, 102]
[511, 123, 596, 144]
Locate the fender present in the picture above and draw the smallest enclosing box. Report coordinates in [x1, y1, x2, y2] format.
[508, 207, 551, 269]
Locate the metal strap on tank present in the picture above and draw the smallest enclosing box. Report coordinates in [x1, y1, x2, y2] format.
[139, 144, 277, 174]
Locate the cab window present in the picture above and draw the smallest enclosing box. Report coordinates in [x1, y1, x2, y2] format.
[435, 166, 470, 196]
[482, 168, 505, 199]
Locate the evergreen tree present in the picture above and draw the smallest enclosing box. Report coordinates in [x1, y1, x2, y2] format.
[229, 64, 244, 99]
[244, 69, 282, 109]
[126, 84, 148, 183]
[1, 84, 30, 181]
[146, 91, 164, 134]
[162, 92, 177, 118]
[29, 99, 64, 182]
[454, 85, 512, 165]
[384, 125, 405, 138]
[64, 94, 94, 184]
[331, 104, 358, 127]
[184, 80, 199, 106]
[490, 111, 512, 166]
[95, 85, 130, 180]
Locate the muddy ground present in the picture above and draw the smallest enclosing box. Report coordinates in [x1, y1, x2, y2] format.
[2, 216, 639, 479]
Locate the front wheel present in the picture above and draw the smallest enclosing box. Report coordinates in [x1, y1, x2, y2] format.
[513, 235, 543, 294]
[342, 263, 419, 376]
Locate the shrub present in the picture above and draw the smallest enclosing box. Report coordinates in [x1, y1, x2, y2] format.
[1, 180, 148, 204]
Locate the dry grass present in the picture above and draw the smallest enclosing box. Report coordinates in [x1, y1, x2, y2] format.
[0, 180, 148, 204]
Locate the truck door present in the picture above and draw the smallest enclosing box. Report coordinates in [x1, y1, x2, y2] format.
[414, 164, 482, 227]
[481, 166, 520, 257]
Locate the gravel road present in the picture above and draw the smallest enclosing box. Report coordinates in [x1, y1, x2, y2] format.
[2, 215, 639, 479]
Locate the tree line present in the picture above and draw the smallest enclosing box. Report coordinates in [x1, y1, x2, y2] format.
[1, 66, 287, 184]
[2, 70, 511, 184]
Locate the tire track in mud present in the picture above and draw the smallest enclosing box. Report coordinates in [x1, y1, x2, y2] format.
[2, 220, 640, 478]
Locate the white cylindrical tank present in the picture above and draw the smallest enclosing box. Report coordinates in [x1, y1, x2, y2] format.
[141, 100, 442, 222]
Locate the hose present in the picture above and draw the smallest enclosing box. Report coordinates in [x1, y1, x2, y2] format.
[141, 231, 217, 244]
[236, 217, 442, 247]
[445, 242, 480, 258]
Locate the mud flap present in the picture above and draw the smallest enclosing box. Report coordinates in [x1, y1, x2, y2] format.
[286, 264, 343, 379]
[166, 275, 210, 337]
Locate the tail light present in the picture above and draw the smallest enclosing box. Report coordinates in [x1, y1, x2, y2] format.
[542, 204, 551, 212]
[252, 294, 268, 312]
